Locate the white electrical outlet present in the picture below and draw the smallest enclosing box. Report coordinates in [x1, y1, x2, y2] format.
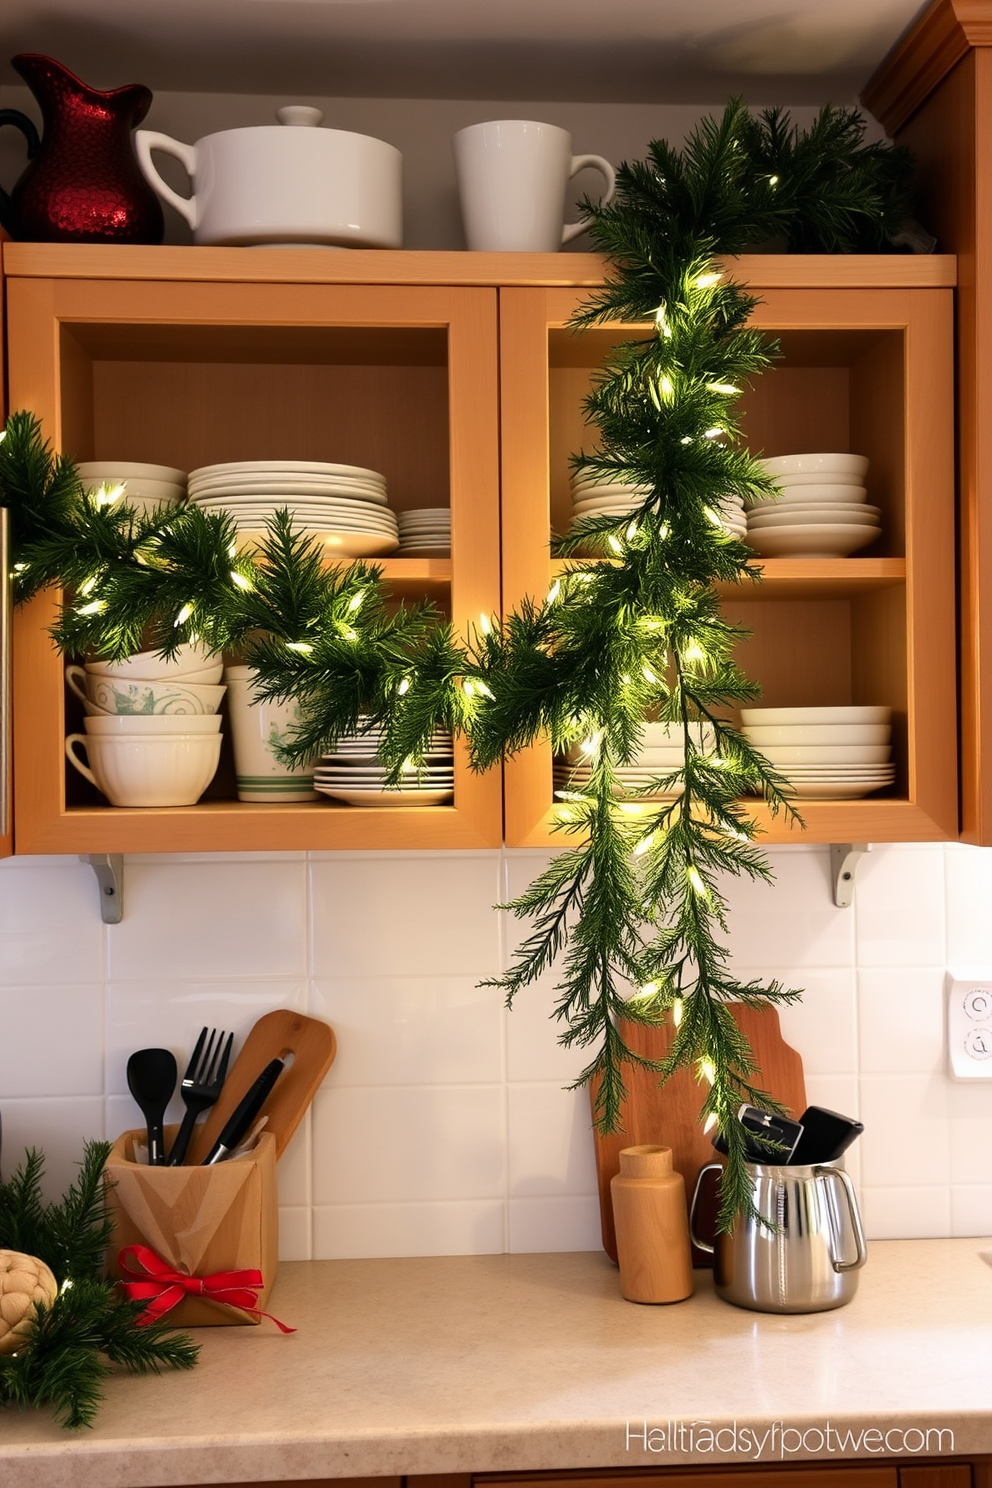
[946, 977, 992, 1079]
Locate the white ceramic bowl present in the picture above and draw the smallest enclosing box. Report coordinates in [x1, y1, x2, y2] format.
[84, 642, 224, 683]
[749, 484, 869, 507]
[760, 453, 869, 480]
[757, 743, 892, 765]
[747, 507, 881, 529]
[83, 476, 185, 501]
[746, 524, 881, 557]
[83, 713, 222, 736]
[744, 723, 891, 746]
[64, 732, 222, 807]
[742, 706, 891, 726]
[76, 461, 187, 484]
[65, 664, 226, 716]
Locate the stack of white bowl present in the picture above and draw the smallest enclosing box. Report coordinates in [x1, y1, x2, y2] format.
[76, 461, 187, 516]
[554, 721, 714, 799]
[63, 643, 225, 807]
[186, 461, 399, 558]
[741, 705, 895, 799]
[315, 722, 454, 807]
[746, 454, 881, 557]
[568, 474, 745, 540]
[396, 507, 450, 556]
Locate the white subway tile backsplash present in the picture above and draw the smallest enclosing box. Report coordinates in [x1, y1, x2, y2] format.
[949, 1185, 992, 1237]
[506, 1084, 598, 1198]
[0, 841, 984, 1252]
[858, 966, 946, 1074]
[1, 1097, 106, 1201]
[0, 982, 104, 1097]
[312, 1200, 505, 1258]
[861, 1185, 951, 1239]
[855, 844, 946, 968]
[310, 1083, 505, 1205]
[310, 853, 503, 978]
[108, 859, 308, 980]
[0, 858, 103, 985]
[508, 1195, 604, 1253]
[310, 975, 504, 1086]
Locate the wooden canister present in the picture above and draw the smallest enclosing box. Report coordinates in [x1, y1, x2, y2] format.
[611, 1144, 694, 1304]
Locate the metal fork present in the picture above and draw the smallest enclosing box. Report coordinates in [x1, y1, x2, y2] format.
[166, 1027, 234, 1166]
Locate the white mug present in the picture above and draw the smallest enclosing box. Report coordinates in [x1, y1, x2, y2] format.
[225, 666, 318, 802]
[453, 120, 615, 252]
[135, 106, 403, 249]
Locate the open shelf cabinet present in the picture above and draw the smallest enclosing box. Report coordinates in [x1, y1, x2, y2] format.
[3, 253, 503, 851]
[499, 267, 959, 847]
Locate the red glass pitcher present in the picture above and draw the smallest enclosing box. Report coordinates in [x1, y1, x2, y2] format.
[0, 53, 164, 242]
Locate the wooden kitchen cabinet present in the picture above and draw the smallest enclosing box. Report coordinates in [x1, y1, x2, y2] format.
[862, 0, 992, 845]
[0, 245, 959, 854]
[500, 260, 959, 847]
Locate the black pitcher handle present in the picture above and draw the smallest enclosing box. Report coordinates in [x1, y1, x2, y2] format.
[0, 109, 41, 235]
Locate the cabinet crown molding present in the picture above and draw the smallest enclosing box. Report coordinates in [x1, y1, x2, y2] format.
[862, 0, 992, 134]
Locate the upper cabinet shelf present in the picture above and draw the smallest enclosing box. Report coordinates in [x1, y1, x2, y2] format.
[0, 246, 959, 854]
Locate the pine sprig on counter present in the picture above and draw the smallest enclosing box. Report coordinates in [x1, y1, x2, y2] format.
[0, 1143, 198, 1429]
[0, 100, 913, 1233]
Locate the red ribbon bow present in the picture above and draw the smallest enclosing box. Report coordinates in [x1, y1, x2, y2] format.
[118, 1244, 295, 1332]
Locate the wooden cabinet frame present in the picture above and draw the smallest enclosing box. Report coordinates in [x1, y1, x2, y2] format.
[0, 246, 959, 855]
[500, 267, 958, 847]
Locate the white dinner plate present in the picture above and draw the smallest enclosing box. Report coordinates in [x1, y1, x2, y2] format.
[191, 482, 388, 505]
[757, 744, 891, 764]
[746, 524, 881, 557]
[190, 460, 386, 479]
[760, 453, 869, 480]
[315, 785, 454, 806]
[236, 529, 399, 557]
[747, 507, 881, 529]
[741, 705, 891, 726]
[748, 485, 869, 507]
[77, 461, 187, 484]
[205, 506, 398, 531]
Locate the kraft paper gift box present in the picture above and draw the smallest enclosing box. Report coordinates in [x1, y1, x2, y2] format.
[104, 1127, 279, 1327]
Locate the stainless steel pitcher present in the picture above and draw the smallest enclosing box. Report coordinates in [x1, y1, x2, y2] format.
[689, 1159, 867, 1313]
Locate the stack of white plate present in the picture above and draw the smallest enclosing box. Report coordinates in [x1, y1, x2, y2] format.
[315, 722, 454, 807]
[741, 705, 895, 799]
[568, 474, 744, 539]
[746, 454, 881, 558]
[186, 460, 399, 558]
[554, 721, 714, 799]
[397, 508, 450, 556]
[76, 461, 187, 516]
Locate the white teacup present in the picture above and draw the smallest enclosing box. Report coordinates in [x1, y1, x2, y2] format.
[453, 120, 615, 252]
[84, 641, 223, 683]
[66, 664, 225, 716]
[225, 666, 318, 801]
[65, 732, 222, 807]
[83, 713, 222, 736]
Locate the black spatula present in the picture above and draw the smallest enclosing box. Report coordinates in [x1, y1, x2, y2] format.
[126, 1048, 177, 1166]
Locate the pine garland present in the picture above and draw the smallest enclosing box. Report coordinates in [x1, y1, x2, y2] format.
[0, 101, 914, 1232]
[0, 1144, 198, 1428]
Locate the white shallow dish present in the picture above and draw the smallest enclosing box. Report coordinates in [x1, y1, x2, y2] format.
[745, 723, 890, 746]
[84, 476, 186, 501]
[747, 507, 881, 529]
[746, 524, 881, 557]
[742, 705, 891, 726]
[192, 484, 388, 506]
[237, 529, 399, 557]
[76, 461, 187, 484]
[190, 460, 386, 480]
[758, 743, 892, 765]
[749, 484, 869, 507]
[315, 785, 453, 806]
[760, 453, 869, 480]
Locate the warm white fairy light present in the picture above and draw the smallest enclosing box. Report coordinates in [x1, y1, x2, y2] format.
[680, 436, 693, 445]
[683, 641, 706, 664]
[626, 521, 639, 542]
[76, 599, 105, 615]
[479, 611, 492, 635]
[463, 679, 476, 697]
[642, 663, 659, 685]
[703, 1111, 719, 1134]
[659, 373, 675, 399]
[79, 575, 99, 596]
[632, 831, 657, 858]
[707, 381, 740, 395]
[286, 641, 313, 655]
[94, 482, 125, 507]
[655, 301, 673, 338]
[580, 730, 603, 757]
[699, 1057, 717, 1085]
[546, 579, 562, 605]
[704, 427, 725, 439]
[607, 534, 624, 556]
[347, 589, 367, 613]
[672, 996, 684, 1027]
[694, 270, 722, 290]
[174, 602, 194, 627]
[686, 864, 708, 897]
[397, 676, 412, 695]
[230, 570, 251, 591]
[474, 679, 494, 699]
[339, 624, 358, 643]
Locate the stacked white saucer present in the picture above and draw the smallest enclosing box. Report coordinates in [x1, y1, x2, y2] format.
[77, 461, 187, 516]
[568, 474, 744, 539]
[741, 705, 895, 799]
[186, 460, 399, 558]
[554, 721, 714, 800]
[397, 508, 450, 556]
[315, 722, 454, 807]
[746, 454, 881, 557]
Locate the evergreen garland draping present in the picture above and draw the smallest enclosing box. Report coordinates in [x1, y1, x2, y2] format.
[0, 101, 915, 1233]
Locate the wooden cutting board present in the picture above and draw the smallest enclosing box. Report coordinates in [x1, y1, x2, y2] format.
[187, 1009, 336, 1165]
[590, 1002, 806, 1264]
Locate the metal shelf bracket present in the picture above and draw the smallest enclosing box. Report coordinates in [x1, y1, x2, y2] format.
[81, 853, 124, 923]
[830, 842, 870, 908]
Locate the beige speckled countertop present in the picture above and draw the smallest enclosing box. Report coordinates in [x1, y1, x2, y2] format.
[1, 1241, 990, 1488]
